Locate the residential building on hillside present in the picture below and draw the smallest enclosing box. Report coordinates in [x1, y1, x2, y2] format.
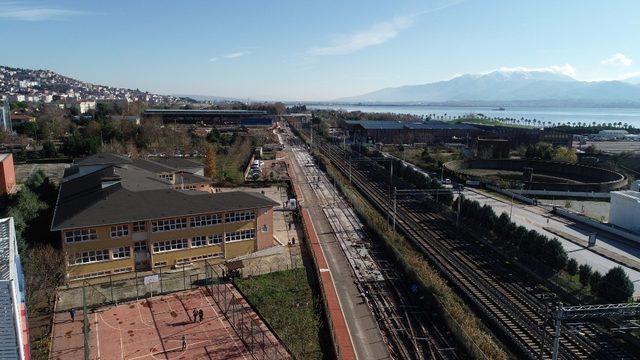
[50, 153, 278, 281]
[0, 217, 30, 360]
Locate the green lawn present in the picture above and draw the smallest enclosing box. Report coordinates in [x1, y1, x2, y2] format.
[234, 268, 326, 359]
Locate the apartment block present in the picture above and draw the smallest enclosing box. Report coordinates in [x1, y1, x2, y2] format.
[50, 154, 278, 282]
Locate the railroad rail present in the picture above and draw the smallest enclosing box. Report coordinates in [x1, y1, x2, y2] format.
[291, 143, 457, 359]
[309, 136, 636, 360]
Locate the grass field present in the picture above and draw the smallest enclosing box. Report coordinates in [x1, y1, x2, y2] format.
[234, 268, 326, 360]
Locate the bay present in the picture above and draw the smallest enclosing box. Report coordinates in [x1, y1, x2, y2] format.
[308, 104, 640, 128]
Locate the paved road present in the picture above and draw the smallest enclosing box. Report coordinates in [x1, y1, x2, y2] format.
[461, 188, 640, 297]
[282, 132, 391, 360]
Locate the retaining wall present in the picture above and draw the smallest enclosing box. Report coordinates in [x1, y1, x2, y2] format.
[446, 159, 626, 192]
[553, 207, 640, 244]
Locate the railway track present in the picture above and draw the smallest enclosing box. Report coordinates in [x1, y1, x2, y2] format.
[290, 143, 456, 359]
[310, 137, 636, 360]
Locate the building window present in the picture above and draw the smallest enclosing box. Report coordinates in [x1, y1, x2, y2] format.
[151, 218, 188, 232]
[152, 238, 188, 253]
[64, 229, 98, 243]
[191, 236, 207, 247]
[191, 214, 222, 228]
[225, 229, 256, 243]
[208, 233, 223, 245]
[70, 249, 110, 265]
[110, 225, 129, 238]
[225, 210, 255, 224]
[112, 246, 131, 259]
[133, 221, 146, 232]
[134, 241, 148, 251]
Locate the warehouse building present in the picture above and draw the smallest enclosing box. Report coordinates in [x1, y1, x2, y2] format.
[51, 154, 278, 282]
[609, 190, 640, 234]
[344, 120, 479, 144]
[142, 109, 274, 128]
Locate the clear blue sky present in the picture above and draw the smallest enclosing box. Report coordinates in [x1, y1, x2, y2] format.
[2, 0, 639, 100]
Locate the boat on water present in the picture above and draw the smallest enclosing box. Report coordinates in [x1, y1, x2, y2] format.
[492, 107, 506, 111]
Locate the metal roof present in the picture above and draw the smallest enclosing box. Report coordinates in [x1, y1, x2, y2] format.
[345, 120, 478, 131]
[143, 109, 268, 115]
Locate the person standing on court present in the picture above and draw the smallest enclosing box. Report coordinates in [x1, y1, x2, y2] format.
[192, 308, 198, 323]
[69, 308, 76, 322]
[182, 335, 187, 350]
[198, 308, 204, 322]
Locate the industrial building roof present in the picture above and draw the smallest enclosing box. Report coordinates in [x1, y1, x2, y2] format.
[143, 109, 267, 115]
[345, 120, 478, 131]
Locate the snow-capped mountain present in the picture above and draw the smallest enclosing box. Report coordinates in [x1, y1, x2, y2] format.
[339, 70, 640, 106]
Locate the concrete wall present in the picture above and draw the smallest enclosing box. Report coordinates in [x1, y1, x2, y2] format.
[554, 207, 640, 243]
[609, 191, 640, 233]
[446, 159, 627, 192]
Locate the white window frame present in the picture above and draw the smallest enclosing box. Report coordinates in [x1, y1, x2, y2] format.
[69, 249, 110, 265]
[152, 238, 188, 253]
[151, 218, 188, 233]
[225, 210, 256, 224]
[110, 225, 129, 238]
[64, 229, 97, 243]
[225, 229, 256, 243]
[208, 233, 223, 245]
[191, 236, 207, 247]
[190, 214, 222, 228]
[112, 246, 131, 259]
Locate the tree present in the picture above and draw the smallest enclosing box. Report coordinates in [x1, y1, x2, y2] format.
[578, 264, 592, 287]
[204, 146, 217, 179]
[37, 105, 70, 140]
[597, 267, 633, 303]
[552, 146, 577, 163]
[42, 141, 58, 158]
[589, 271, 602, 292]
[567, 258, 578, 276]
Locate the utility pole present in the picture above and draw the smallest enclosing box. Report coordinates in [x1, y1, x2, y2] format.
[456, 192, 463, 227]
[393, 187, 397, 232]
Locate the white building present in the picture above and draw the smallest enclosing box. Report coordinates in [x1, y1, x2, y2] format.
[609, 190, 640, 233]
[592, 129, 628, 141]
[0, 217, 30, 359]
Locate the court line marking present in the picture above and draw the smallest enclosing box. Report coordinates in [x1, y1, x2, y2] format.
[94, 312, 101, 359]
[199, 289, 249, 360]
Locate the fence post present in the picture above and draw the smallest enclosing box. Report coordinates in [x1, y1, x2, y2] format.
[109, 274, 114, 304]
[183, 263, 186, 290]
[159, 267, 163, 294]
[135, 271, 139, 300]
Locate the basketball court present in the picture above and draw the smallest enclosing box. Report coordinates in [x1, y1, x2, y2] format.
[49, 287, 271, 359]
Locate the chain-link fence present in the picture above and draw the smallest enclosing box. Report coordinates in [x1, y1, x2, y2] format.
[205, 261, 292, 359]
[57, 264, 210, 311]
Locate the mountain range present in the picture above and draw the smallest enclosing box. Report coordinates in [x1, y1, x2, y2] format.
[338, 70, 640, 106]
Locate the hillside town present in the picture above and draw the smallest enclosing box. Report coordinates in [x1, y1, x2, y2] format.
[0, 66, 179, 105]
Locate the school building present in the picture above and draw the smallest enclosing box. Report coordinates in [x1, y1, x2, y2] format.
[50, 153, 278, 282]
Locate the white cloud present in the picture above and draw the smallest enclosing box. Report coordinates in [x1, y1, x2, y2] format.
[309, 15, 415, 56]
[0, 3, 84, 21]
[494, 64, 576, 77]
[209, 57, 218, 62]
[601, 53, 632, 66]
[308, 2, 461, 56]
[223, 51, 249, 59]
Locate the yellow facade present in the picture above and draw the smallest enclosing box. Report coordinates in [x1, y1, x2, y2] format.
[61, 206, 272, 282]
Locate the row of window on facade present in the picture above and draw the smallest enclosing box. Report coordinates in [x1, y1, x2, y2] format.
[68, 229, 256, 265]
[64, 210, 256, 243]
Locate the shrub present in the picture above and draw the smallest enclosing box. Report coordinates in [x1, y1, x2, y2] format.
[578, 264, 592, 287]
[597, 267, 634, 303]
[566, 258, 578, 276]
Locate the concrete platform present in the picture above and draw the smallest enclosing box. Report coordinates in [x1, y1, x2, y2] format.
[288, 145, 391, 360]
